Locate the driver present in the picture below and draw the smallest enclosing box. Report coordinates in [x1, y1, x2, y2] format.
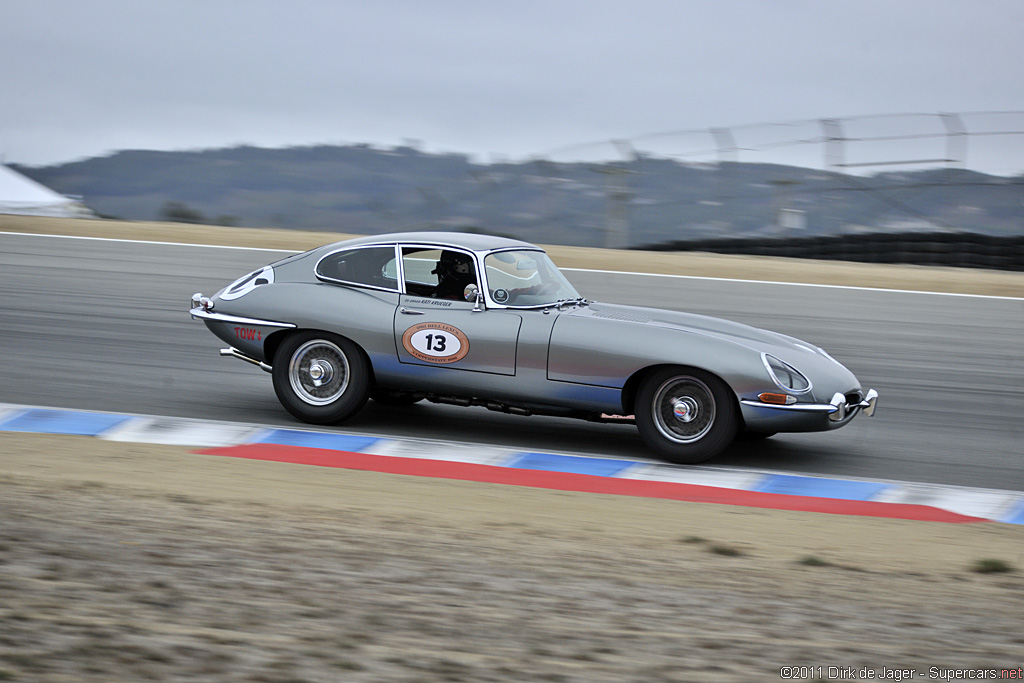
[431, 251, 477, 301]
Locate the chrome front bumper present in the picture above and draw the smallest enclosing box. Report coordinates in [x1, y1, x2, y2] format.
[740, 388, 879, 421]
[828, 388, 879, 421]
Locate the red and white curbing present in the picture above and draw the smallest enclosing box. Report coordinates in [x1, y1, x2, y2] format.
[1, 403, 1022, 524]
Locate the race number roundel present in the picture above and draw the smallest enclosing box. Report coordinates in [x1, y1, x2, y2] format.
[401, 322, 470, 364]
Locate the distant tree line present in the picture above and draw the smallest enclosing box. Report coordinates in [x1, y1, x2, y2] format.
[15, 144, 1024, 249]
[159, 201, 238, 227]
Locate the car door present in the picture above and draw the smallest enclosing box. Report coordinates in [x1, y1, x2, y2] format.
[393, 247, 522, 376]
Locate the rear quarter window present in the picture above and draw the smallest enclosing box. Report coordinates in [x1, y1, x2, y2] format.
[315, 246, 399, 291]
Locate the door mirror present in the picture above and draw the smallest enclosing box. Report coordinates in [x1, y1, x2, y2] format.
[464, 283, 485, 311]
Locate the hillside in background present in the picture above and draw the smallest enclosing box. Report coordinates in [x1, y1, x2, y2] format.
[14, 144, 1024, 249]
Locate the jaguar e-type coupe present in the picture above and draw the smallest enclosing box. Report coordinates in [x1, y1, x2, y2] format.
[190, 232, 877, 463]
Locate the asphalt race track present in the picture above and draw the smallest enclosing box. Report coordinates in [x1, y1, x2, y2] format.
[1, 231, 1021, 491]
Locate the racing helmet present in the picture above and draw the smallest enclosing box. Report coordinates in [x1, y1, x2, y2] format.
[432, 250, 473, 280]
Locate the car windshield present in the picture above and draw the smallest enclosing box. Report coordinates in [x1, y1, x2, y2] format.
[483, 249, 581, 307]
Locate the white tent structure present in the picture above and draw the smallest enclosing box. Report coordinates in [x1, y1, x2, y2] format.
[0, 164, 92, 218]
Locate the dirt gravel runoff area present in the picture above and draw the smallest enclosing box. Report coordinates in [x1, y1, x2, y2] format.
[2, 216, 1024, 681]
[3, 435, 1024, 682]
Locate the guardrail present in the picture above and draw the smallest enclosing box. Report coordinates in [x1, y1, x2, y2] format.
[637, 232, 1024, 271]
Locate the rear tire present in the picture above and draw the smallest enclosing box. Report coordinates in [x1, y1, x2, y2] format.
[272, 332, 370, 425]
[635, 367, 738, 464]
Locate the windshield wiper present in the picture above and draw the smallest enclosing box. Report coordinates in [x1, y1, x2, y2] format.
[547, 297, 589, 310]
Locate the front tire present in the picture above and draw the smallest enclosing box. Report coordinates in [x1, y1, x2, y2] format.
[272, 332, 370, 425]
[635, 367, 738, 464]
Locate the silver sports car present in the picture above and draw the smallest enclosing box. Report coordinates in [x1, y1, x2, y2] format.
[190, 232, 877, 463]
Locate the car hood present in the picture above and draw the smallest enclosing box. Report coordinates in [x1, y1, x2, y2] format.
[575, 301, 799, 349]
[569, 301, 850, 375]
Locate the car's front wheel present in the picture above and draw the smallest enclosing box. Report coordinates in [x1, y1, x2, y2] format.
[272, 332, 371, 424]
[635, 367, 738, 464]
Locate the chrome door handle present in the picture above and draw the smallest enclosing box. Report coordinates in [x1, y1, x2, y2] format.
[400, 307, 424, 315]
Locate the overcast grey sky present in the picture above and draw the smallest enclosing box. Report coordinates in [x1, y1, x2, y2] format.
[2, 0, 1022, 173]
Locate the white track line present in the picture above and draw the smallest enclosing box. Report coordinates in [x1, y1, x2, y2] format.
[4, 230, 1022, 301]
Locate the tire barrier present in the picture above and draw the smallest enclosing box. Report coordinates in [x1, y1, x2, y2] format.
[638, 232, 1024, 272]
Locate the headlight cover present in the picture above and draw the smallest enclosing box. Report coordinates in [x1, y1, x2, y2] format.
[762, 353, 812, 394]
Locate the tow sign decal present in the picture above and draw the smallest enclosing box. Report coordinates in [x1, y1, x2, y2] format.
[401, 322, 470, 364]
[234, 327, 263, 342]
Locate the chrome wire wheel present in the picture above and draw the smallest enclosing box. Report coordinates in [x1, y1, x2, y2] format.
[273, 332, 371, 425]
[635, 367, 738, 464]
[288, 339, 350, 406]
[651, 376, 716, 444]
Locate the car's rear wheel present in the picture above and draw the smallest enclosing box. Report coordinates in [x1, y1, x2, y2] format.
[272, 332, 370, 424]
[635, 367, 738, 464]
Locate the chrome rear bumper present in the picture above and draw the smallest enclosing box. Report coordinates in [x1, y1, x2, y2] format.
[189, 306, 296, 329]
[189, 292, 296, 329]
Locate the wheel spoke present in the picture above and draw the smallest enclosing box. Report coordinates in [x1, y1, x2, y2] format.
[289, 340, 350, 405]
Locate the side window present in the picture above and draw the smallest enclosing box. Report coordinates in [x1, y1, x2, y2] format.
[401, 248, 442, 293]
[402, 247, 477, 300]
[316, 246, 398, 291]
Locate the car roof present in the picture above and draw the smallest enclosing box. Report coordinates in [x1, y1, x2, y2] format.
[322, 231, 540, 254]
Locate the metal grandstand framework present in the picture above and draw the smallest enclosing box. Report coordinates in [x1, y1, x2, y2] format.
[541, 111, 1024, 177]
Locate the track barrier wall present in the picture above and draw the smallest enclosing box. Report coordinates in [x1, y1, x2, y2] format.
[640, 232, 1024, 272]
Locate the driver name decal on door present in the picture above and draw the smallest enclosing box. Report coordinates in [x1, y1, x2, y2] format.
[401, 323, 470, 364]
